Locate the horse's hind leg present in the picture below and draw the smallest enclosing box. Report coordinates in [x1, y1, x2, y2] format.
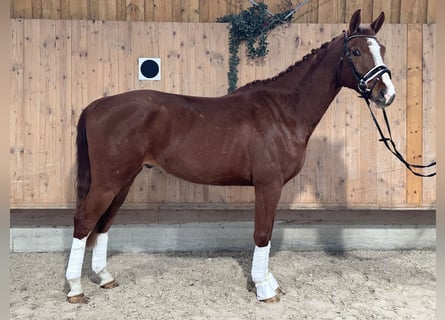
[90, 177, 137, 290]
[66, 184, 119, 303]
[251, 182, 284, 303]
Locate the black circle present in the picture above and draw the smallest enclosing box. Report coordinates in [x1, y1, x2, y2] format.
[140, 60, 159, 78]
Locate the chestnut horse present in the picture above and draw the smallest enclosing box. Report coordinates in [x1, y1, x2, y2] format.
[65, 9, 395, 303]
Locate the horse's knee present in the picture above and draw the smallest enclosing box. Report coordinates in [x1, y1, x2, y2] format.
[254, 231, 271, 247]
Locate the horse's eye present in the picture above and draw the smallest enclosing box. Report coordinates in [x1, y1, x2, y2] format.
[352, 49, 361, 56]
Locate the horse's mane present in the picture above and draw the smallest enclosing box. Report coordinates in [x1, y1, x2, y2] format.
[233, 25, 375, 92]
[233, 36, 339, 92]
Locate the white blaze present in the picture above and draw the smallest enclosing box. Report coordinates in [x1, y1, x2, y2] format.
[367, 38, 396, 103]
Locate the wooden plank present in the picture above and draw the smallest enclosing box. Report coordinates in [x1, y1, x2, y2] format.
[329, 24, 347, 205]
[144, 0, 155, 21]
[38, 20, 56, 204]
[41, 0, 61, 19]
[422, 24, 436, 203]
[10, 19, 25, 206]
[127, 0, 145, 21]
[208, 0, 227, 22]
[401, 0, 427, 23]
[406, 24, 423, 205]
[101, 21, 120, 97]
[101, 0, 118, 20]
[318, 0, 346, 23]
[291, 0, 319, 23]
[10, 208, 436, 227]
[182, 0, 200, 22]
[372, 0, 392, 22]
[54, 20, 72, 205]
[153, 0, 172, 21]
[22, 20, 41, 204]
[12, 0, 33, 18]
[427, 0, 436, 23]
[198, 0, 209, 22]
[389, 24, 408, 205]
[70, 20, 88, 206]
[60, 0, 87, 19]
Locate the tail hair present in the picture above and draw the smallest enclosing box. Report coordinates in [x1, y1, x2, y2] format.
[76, 108, 91, 210]
[75, 108, 98, 247]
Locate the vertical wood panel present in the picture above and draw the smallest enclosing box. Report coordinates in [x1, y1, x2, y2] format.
[389, 25, 407, 204]
[54, 20, 72, 204]
[60, 0, 87, 19]
[11, 0, 33, 18]
[329, 25, 347, 205]
[127, 0, 145, 21]
[426, 0, 435, 24]
[10, 19, 25, 204]
[38, 20, 56, 204]
[406, 24, 423, 204]
[22, 20, 41, 204]
[70, 20, 88, 205]
[318, 0, 346, 23]
[401, 0, 427, 23]
[422, 24, 436, 203]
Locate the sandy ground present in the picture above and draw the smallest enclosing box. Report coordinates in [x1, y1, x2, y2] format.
[10, 249, 435, 320]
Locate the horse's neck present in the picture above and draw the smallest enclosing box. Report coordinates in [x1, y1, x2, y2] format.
[272, 38, 344, 134]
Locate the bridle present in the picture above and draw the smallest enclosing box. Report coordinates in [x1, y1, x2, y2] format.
[339, 32, 436, 178]
[342, 32, 392, 102]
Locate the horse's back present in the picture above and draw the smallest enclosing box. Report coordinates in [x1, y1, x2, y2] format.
[80, 90, 258, 185]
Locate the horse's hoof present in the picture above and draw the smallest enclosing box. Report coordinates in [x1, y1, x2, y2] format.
[100, 280, 119, 289]
[262, 295, 280, 303]
[67, 294, 89, 304]
[276, 287, 285, 296]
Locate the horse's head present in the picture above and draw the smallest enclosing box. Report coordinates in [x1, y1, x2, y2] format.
[339, 9, 396, 107]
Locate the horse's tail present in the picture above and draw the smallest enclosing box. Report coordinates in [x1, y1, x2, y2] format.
[75, 107, 91, 211]
[76, 106, 99, 247]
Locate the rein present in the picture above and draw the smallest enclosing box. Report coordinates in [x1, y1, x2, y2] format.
[363, 97, 436, 178]
[342, 33, 436, 178]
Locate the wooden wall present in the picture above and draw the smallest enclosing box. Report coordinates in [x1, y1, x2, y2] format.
[10, 20, 436, 209]
[11, 0, 436, 24]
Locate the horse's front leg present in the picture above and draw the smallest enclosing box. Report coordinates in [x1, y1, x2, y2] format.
[251, 182, 284, 303]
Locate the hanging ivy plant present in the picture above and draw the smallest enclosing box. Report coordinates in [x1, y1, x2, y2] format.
[217, 3, 295, 93]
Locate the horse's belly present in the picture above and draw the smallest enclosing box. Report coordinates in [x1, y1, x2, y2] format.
[156, 149, 252, 186]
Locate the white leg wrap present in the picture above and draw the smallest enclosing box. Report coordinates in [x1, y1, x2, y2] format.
[92, 233, 114, 286]
[67, 278, 83, 298]
[97, 268, 114, 286]
[92, 232, 108, 274]
[251, 241, 279, 300]
[66, 237, 87, 297]
[66, 237, 87, 280]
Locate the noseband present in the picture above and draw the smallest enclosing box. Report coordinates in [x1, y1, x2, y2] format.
[342, 33, 392, 101]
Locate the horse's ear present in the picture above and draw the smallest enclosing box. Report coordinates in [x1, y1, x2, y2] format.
[370, 11, 385, 34]
[349, 9, 361, 34]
